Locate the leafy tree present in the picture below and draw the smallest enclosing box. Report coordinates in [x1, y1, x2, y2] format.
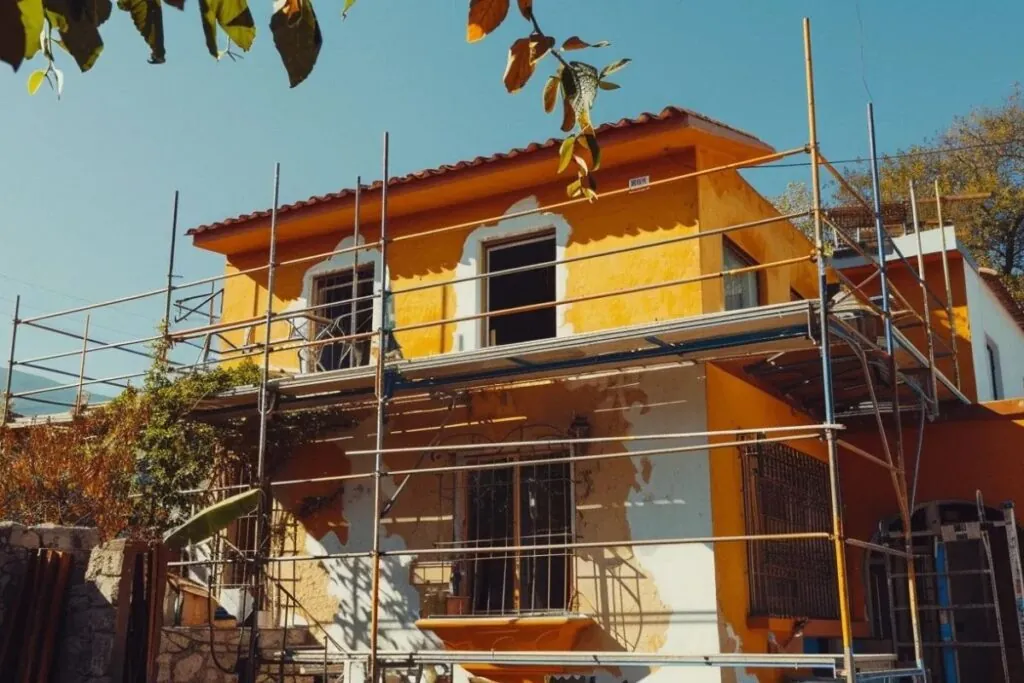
[771, 86, 1024, 303]
[0, 343, 349, 538]
[770, 180, 814, 238]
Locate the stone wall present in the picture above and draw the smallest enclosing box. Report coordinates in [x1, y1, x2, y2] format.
[156, 627, 322, 682]
[0, 522, 128, 683]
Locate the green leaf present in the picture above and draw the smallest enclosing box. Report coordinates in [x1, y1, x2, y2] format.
[27, 67, 47, 93]
[598, 80, 620, 90]
[1, 0, 45, 71]
[566, 178, 583, 198]
[117, 0, 165, 64]
[198, 0, 254, 58]
[341, 0, 354, 18]
[557, 135, 575, 173]
[44, 0, 112, 72]
[584, 133, 601, 171]
[542, 74, 559, 113]
[270, 0, 321, 87]
[573, 154, 588, 175]
[162, 488, 261, 549]
[600, 57, 630, 78]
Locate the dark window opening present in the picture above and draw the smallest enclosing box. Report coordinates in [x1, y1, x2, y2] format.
[723, 241, 761, 311]
[310, 266, 374, 371]
[742, 438, 838, 619]
[465, 458, 572, 615]
[986, 339, 1003, 400]
[485, 234, 556, 346]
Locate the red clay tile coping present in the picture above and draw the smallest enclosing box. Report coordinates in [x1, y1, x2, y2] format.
[187, 106, 769, 237]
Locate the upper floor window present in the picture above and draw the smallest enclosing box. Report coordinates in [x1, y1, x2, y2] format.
[741, 438, 838, 620]
[723, 241, 760, 311]
[309, 265, 374, 371]
[986, 337, 1003, 400]
[484, 233, 556, 346]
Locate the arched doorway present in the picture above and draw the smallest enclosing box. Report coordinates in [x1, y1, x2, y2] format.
[865, 499, 1024, 683]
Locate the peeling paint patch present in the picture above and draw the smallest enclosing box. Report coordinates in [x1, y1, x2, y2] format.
[724, 623, 759, 683]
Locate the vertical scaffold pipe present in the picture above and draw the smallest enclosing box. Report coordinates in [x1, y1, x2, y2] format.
[803, 17, 856, 683]
[369, 132, 390, 682]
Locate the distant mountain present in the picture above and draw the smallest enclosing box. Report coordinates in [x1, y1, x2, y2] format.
[0, 367, 114, 417]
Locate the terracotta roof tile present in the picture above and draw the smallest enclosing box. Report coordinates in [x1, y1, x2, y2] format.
[187, 106, 768, 238]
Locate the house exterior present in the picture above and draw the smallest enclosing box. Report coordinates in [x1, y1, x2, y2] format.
[154, 105, 1024, 683]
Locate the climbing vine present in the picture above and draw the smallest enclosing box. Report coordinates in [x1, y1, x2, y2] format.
[0, 335, 351, 539]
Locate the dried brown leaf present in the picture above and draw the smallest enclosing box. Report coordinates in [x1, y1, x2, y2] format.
[467, 0, 508, 43]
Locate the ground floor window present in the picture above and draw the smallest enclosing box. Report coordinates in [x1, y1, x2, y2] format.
[741, 438, 839, 619]
[463, 457, 572, 615]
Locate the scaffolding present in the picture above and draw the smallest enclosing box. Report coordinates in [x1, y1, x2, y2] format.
[0, 18, 977, 683]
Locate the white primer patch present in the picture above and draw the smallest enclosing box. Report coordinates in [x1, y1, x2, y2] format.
[451, 196, 573, 351]
[620, 365, 721, 682]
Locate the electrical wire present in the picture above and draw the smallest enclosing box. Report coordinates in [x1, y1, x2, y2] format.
[747, 138, 1024, 170]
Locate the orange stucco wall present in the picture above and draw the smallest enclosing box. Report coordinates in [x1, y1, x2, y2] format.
[706, 364, 834, 683]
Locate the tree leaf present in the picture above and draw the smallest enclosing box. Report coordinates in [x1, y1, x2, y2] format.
[566, 178, 583, 198]
[557, 135, 575, 173]
[562, 36, 609, 51]
[1, 0, 46, 71]
[542, 74, 559, 113]
[52, 63, 62, 96]
[515, 0, 530, 19]
[502, 34, 553, 93]
[573, 154, 588, 175]
[43, 0, 112, 72]
[598, 80, 619, 90]
[560, 92, 575, 132]
[27, 67, 47, 93]
[117, 0, 165, 64]
[341, 0, 354, 18]
[198, 0, 254, 57]
[600, 57, 630, 78]
[467, 0, 508, 43]
[270, 0, 321, 87]
[584, 132, 601, 171]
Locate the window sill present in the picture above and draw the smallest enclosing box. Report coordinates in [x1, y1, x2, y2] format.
[746, 616, 871, 639]
[415, 614, 595, 678]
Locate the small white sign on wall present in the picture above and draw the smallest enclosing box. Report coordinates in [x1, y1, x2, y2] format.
[629, 175, 651, 192]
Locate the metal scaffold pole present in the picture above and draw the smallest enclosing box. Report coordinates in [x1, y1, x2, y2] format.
[934, 180, 962, 390]
[246, 162, 282, 681]
[2, 295, 20, 426]
[164, 190, 180, 341]
[867, 103, 894, 355]
[803, 17, 855, 683]
[909, 181, 939, 410]
[369, 132, 390, 683]
[868, 102, 925, 675]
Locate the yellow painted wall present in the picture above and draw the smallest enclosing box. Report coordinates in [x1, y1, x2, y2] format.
[696, 148, 818, 314]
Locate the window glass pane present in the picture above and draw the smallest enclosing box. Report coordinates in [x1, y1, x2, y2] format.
[723, 243, 759, 311]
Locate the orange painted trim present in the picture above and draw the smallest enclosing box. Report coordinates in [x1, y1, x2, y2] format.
[746, 616, 871, 639]
[415, 615, 596, 679]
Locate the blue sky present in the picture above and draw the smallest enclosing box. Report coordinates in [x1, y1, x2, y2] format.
[1, 0, 1022, 395]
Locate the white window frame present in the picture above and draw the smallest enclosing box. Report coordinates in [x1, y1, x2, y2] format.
[481, 230, 558, 348]
[303, 262, 381, 373]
